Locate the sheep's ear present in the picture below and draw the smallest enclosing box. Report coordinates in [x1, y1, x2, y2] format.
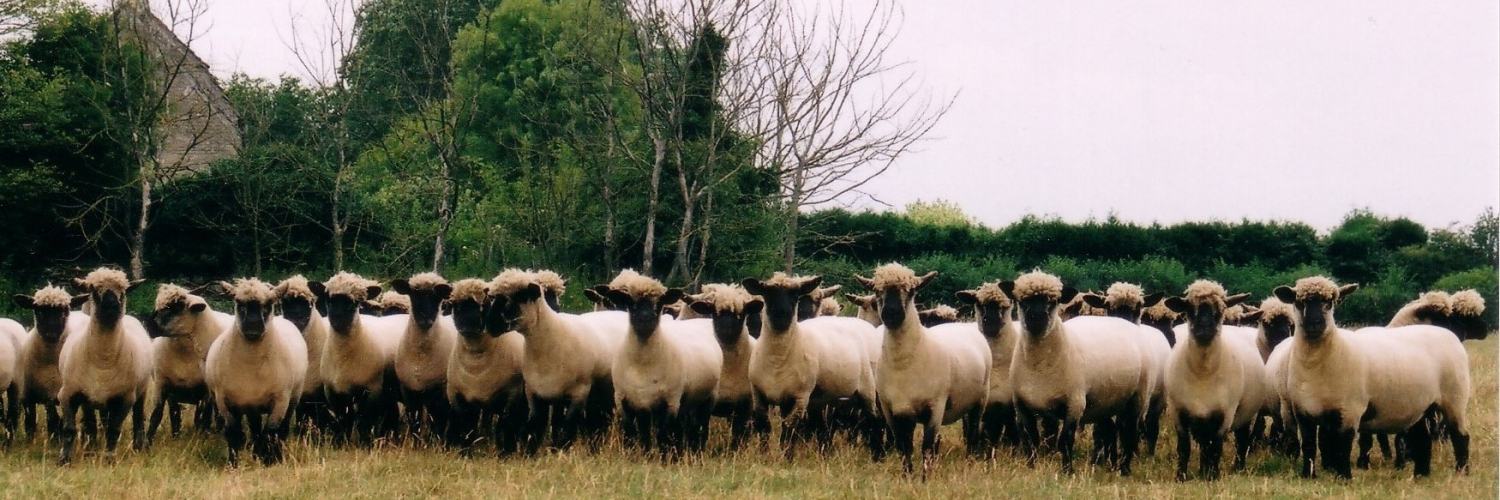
[819, 285, 843, 299]
[434, 283, 453, 300]
[583, 289, 605, 304]
[308, 282, 328, 300]
[796, 276, 824, 297]
[660, 289, 685, 306]
[853, 274, 876, 290]
[1058, 286, 1079, 305]
[744, 298, 765, 316]
[997, 281, 1017, 301]
[955, 291, 978, 305]
[188, 302, 207, 313]
[1081, 293, 1107, 309]
[72, 278, 88, 291]
[71, 294, 90, 308]
[688, 301, 716, 316]
[740, 279, 766, 297]
[1242, 310, 1265, 323]
[365, 285, 384, 301]
[1225, 293, 1251, 308]
[390, 279, 412, 295]
[915, 271, 939, 290]
[127, 279, 146, 292]
[12, 295, 35, 310]
[604, 289, 633, 308]
[1272, 286, 1297, 304]
[1142, 292, 1165, 308]
[1164, 297, 1190, 314]
[216, 281, 235, 298]
[1335, 284, 1359, 304]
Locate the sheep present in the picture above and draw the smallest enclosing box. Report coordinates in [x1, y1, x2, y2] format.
[1252, 297, 1299, 455]
[685, 284, 765, 450]
[742, 272, 883, 461]
[0, 316, 22, 442]
[10, 286, 90, 442]
[1081, 282, 1171, 460]
[1141, 301, 1180, 347]
[445, 279, 527, 455]
[915, 304, 960, 327]
[1161, 280, 1270, 480]
[603, 274, 722, 458]
[955, 283, 1022, 454]
[845, 293, 881, 327]
[1447, 290, 1488, 341]
[314, 271, 405, 446]
[391, 273, 459, 441]
[55, 267, 152, 465]
[817, 297, 842, 317]
[796, 285, 843, 321]
[855, 264, 989, 476]
[1001, 270, 1151, 476]
[534, 270, 568, 312]
[274, 275, 331, 429]
[204, 278, 307, 466]
[583, 286, 622, 312]
[141, 284, 232, 444]
[485, 269, 626, 452]
[376, 291, 411, 317]
[1276, 276, 1470, 478]
[1058, 293, 1106, 321]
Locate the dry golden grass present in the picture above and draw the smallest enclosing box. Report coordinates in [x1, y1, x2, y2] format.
[1, 336, 1494, 500]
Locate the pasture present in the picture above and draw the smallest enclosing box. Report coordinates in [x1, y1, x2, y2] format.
[0, 336, 1492, 500]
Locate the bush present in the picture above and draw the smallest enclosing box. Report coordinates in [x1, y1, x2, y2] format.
[1434, 267, 1499, 330]
[1337, 268, 1419, 328]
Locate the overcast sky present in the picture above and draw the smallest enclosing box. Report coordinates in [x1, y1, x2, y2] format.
[108, 0, 1499, 231]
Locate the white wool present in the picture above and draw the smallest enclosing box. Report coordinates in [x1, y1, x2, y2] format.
[609, 272, 667, 301]
[31, 285, 74, 309]
[1105, 282, 1145, 309]
[869, 263, 923, 291]
[1011, 270, 1064, 301]
[57, 308, 154, 449]
[406, 272, 448, 291]
[878, 319, 991, 471]
[1387, 291, 1452, 327]
[973, 283, 1010, 306]
[534, 270, 566, 296]
[396, 313, 458, 395]
[275, 275, 316, 301]
[150, 286, 232, 421]
[1142, 301, 1178, 323]
[325, 271, 378, 300]
[1257, 298, 1294, 323]
[205, 313, 307, 463]
[446, 328, 526, 416]
[1183, 280, 1228, 307]
[749, 315, 879, 446]
[612, 317, 723, 439]
[230, 278, 277, 303]
[817, 297, 841, 316]
[488, 269, 538, 298]
[1164, 319, 1270, 456]
[761, 272, 817, 289]
[1450, 290, 1485, 317]
[920, 305, 959, 322]
[696, 284, 754, 315]
[448, 279, 489, 304]
[377, 291, 410, 312]
[79, 267, 129, 293]
[1292, 276, 1341, 302]
[154, 284, 203, 311]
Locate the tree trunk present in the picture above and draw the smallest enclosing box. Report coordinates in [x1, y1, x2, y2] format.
[432, 157, 455, 272]
[642, 133, 665, 275]
[130, 160, 151, 280]
[692, 190, 713, 287]
[332, 136, 347, 270]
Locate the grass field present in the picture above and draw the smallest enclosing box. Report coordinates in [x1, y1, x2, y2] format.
[1, 336, 1494, 499]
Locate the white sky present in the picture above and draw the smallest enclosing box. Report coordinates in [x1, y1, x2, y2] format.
[99, 0, 1499, 231]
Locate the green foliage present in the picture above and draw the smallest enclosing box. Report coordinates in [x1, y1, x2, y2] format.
[903, 199, 977, 228]
[1435, 268, 1499, 329]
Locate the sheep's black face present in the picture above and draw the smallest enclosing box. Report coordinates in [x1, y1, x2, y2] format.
[280, 297, 314, 332]
[452, 300, 486, 339]
[407, 287, 450, 332]
[1293, 298, 1332, 341]
[796, 295, 819, 322]
[326, 296, 360, 334]
[487, 286, 540, 335]
[972, 303, 1008, 338]
[1142, 316, 1177, 347]
[544, 291, 562, 313]
[91, 289, 125, 328]
[607, 289, 683, 339]
[359, 301, 383, 317]
[1260, 315, 1293, 349]
[1182, 304, 1223, 345]
[236, 300, 272, 341]
[32, 306, 71, 342]
[381, 304, 409, 317]
[1454, 314, 1488, 341]
[482, 295, 515, 335]
[746, 311, 763, 339]
[1015, 297, 1058, 337]
[877, 288, 913, 328]
[1106, 305, 1141, 324]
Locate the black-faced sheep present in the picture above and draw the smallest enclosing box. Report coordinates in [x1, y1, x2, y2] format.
[1082, 283, 1171, 459]
[10, 286, 90, 442]
[1162, 280, 1269, 481]
[1447, 290, 1488, 341]
[204, 279, 307, 466]
[275, 275, 331, 429]
[845, 293, 881, 327]
[56, 267, 152, 465]
[1001, 271, 1151, 476]
[1253, 297, 1299, 456]
[1276, 277, 1470, 479]
[742, 273, 883, 461]
[915, 304, 960, 328]
[0, 316, 22, 442]
[605, 274, 722, 458]
[315, 271, 404, 446]
[445, 279, 527, 455]
[856, 264, 989, 476]
[955, 282, 1021, 454]
[142, 284, 232, 443]
[685, 284, 765, 450]
[534, 270, 567, 312]
[391, 273, 458, 440]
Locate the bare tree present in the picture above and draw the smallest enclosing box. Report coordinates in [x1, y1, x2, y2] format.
[742, 0, 951, 271]
[0, 0, 49, 39]
[287, 0, 362, 270]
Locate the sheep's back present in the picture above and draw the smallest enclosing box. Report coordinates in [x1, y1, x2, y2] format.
[926, 322, 993, 420]
[1062, 316, 1148, 420]
[1350, 325, 1468, 432]
[800, 316, 875, 398]
[665, 319, 723, 401]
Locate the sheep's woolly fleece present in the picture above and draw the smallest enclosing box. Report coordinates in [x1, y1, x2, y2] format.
[1104, 282, 1145, 308]
[488, 269, 538, 298]
[921, 305, 959, 321]
[406, 272, 448, 291]
[1451, 290, 1486, 317]
[153, 284, 205, 311]
[534, 270, 567, 295]
[697, 284, 754, 315]
[1256, 297, 1294, 323]
[1223, 305, 1247, 323]
[230, 278, 277, 303]
[378, 291, 410, 311]
[30, 285, 74, 309]
[1291, 276, 1341, 302]
[609, 271, 667, 301]
[1183, 280, 1228, 306]
[81, 267, 129, 293]
[760, 272, 817, 290]
[1410, 291, 1453, 316]
[276, 275, 317, 301]
[1142, 301, 1177, 322]
[972, 283, 1011, 306]
[325, 272, 378, 300]
[1010, 270, 1064, 301]
[818, 297, 841, 316]
[449, 279, 489, 304]
[869, 263, 924, 291]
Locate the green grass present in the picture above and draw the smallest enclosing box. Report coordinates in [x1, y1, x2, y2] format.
[2, 336, 1495, 499]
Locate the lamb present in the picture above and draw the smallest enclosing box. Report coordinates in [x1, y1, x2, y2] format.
[1082, 282, 1171, 459]
[1161, 280, 1270, 480]
[445, 279, 527, 455]
[845, 293, 881, 327]
[204, 279, 307, 466]
[604, 274, 722, 458]
[56, 267, 153, 464]
[955, 283, 1021, 454]
[142, 284, 232, 444]
[1001, 270, 1151, 476]
[275, 275, 331, 428]
[10, 286, 89, 442]
[1447, 290, 1488, 341]
[0, 316, 22, 442]
[391, 273, 459, 440]
[376, 291, 411, 317]
[685, 284, 765, 450]
[855, 264, 989, 476]
[915, 304, 960, 327]
[742, 272, 883, 460]
[485, 269, 626, 452]
[1276, 276, 1470, 478]
[315, 271, 405, 446]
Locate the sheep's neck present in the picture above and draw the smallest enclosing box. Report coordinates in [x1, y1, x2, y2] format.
[1182, 334, 1226, 378]
[857, 308, 881, 327]
[883, 307, 926, 354]
[519, 301, 568, 353]
[84, 322, 127, 363]
[1385, 306, 1429, 328]
[1018, 317, 1070, 368]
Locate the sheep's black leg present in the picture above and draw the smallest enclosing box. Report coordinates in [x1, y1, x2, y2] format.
[450, 400, 475, 456]
[1143, 396, 1164, 456]
[1117, 400, 1140, 477]
[44, 403, 60, 444]
[1448, 419, 1469, 474]
[130, 395, 146, 452]
[1356, 432, 1373, 469]
[1015, 404, 1040, 468]
[1324, 413, 1354, 480]
[1393, 432, 1408, 470]
[223, 409, 245, 468]
[1377, 432, 1393, 462]
[81, 407, 99, 446]
[57, 395, 82, 466]
[1408, 418, 1432, 478]
[100, 397, 127, 461]
[1233, 425, 1253, 470]
[168, 401, 183, 438]
[1091, 419, 1117, 466]
[1040, 417, 1060, 453]
[1058, 418, 1079, 475]
[4, 385, 18, 445]
[891, 417, 916, 475]
[1297, 413, 1318, 478]
[24, 401, 38, 442]
[264, 415, 286, 465]
[920, 418, 942, 480]
[728, 403, 750, 452]
[1202, 429, 1224, 481]
[963, 407, 983, 458]
[246, 412, 267, 463]
[522, 400, 546, 456]
[195, 396, 215, 432]
[1175, 413, 1192, 481]
[559, 398, 585, 451]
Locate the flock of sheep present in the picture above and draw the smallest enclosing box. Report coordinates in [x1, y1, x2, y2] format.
[0, 264, 1487, 482]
